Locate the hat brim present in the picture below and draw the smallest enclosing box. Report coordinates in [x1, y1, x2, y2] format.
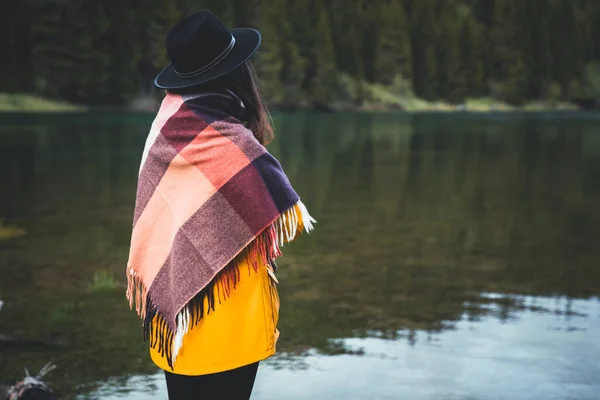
[154, 28, 261, 90]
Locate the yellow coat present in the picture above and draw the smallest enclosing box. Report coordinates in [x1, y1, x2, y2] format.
[150, 204, 304, 375]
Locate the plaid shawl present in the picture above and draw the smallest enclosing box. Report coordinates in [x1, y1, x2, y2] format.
[126, 92, 315, 368]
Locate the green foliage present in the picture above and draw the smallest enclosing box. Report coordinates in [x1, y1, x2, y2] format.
[527, 0, 556, 98]
[584, 63, 600, 102]
[460, 12, 486, 97]
[374, 0, 412, 86]
[2, 0, 600, 107]
[570, 62, 600, 105]
[253, 0, 285, 104]
[489, 0, 532, 105]
[410, 0, 439, 101]
[544, 81, 562, 105]
[0, 93, 83, 112]
[309, 10, 339, 107]
[28, 1, 112, 102]
[88, 270, 118, 293]
[49, 302, 79, 324]
[437, 1, 467, 103]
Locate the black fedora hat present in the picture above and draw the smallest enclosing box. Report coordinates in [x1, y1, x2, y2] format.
[154, 10, 261, 89]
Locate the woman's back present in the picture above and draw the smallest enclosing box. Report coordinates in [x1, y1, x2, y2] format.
[125, 11, 315, 399]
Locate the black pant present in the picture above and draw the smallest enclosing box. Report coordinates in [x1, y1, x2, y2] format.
[164, 362, 259, 400]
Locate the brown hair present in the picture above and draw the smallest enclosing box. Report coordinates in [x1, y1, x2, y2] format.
[168, 62, 274, 146]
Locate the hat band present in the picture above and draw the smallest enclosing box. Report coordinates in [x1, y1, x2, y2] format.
[175, 36, 236, 78]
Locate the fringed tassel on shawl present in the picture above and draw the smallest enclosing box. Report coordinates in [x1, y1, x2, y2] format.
[126, 270, 147, 318]
[127, 200, 315, 369]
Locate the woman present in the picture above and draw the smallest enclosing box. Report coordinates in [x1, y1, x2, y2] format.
[125, 10, 315, 400]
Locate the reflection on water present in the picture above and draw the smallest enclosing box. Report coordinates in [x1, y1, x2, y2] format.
[83, 296, 600, 400]
[1, 112, 599, 399]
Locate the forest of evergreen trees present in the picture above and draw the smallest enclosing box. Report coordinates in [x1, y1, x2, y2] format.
[2, 0, 600, 108]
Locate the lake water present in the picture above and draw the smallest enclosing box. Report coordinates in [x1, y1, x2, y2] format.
[1, 111, 599, 399]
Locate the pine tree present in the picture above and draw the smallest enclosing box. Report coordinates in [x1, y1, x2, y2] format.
[281, 42, 308, 106]
[374, 0, 412, 86]
[231, 0, 256, 27]
[310, 9, 338, 107]
[277, 0, 307, 106]
[146, 0, 183, 71]
[410, 0, 438, 100]
[357, 0, 381, 83]
[460, 9, 486, 97]
[489, 0, 531, 105]
[204, 0, 235, 27]
[27, 0, 111, 102]
[27, 0, 70, 97]
[592, 1, 600, 59]
[527, 0, 556, 99]
[8, 0, 600, 107]
[76, 1, 111, 102]
[287, 0, 317, 91]
[1, 0, 28, 92]
[437, 1, 466, 103]
[253, 0, 285, 103]
[551, 0, 591, 98]
[102, 0, 146, 102]
[328, 0, 361, 78]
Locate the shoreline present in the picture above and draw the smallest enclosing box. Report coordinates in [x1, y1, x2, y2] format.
[0, 92, 593, 114]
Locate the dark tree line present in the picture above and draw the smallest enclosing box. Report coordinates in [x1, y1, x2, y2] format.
[2, 0, 600, 107]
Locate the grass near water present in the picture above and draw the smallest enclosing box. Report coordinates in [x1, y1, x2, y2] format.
[0, 93, 85, 112]
[0, 90, 579, 114]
